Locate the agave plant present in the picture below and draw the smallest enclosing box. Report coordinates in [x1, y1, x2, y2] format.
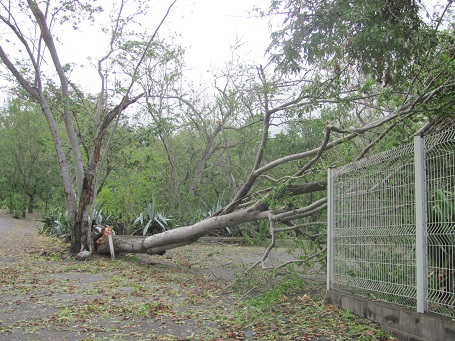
[39, 208, 69, 238]
[89, 200, 112, 227]
[133, 200, 172, 236]
[201, 190, 242, 236]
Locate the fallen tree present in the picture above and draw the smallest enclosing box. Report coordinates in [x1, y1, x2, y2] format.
[90, 112, 416, 265]
[93, 75, 455, 265]
[97, 204, 271, 255]
[96, 180, 327, 254]
[3, 1, 455, 269]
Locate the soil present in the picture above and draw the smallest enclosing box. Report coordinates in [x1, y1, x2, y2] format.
[0, 211, 394, 341]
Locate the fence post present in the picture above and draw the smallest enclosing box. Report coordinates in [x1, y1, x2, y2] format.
[327, 167, 334, 291]
[414, 134, 428, 313]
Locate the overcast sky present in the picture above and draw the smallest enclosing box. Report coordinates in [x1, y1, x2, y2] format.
[168, 0, 270, 76]
[57, 0, 271, 92]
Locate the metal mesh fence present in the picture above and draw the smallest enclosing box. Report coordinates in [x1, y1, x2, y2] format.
[330, 143, 417, 308]
[328, 128, 455, 318]
[425, 130, 455, 316]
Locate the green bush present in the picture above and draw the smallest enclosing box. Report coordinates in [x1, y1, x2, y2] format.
[6, 193, 25, 219]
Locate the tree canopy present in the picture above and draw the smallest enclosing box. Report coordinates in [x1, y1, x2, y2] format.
[0, 0, 454, 264]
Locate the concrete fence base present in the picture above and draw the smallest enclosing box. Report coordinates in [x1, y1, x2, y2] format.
[326, 290, 455, 341]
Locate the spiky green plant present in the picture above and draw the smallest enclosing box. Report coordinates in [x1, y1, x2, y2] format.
[39, 208, 69, 238]
[132, 199, 172, 235]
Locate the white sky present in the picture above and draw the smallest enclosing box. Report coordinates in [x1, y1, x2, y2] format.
[168, 0, 270, 72]
[58, 0, 271, 92]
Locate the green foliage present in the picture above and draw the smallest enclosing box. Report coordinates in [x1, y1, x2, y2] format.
[5, 193, 26, 219]
[428, 188, 455, 250]
[132, 200, 172, 235]
[89, 200, 112, 227]
[233, 267, 304, 325]
[0, 98, 62, 215]
[267, 0, 433, 81]
[3, 0, 450, 261]
[429, 189, 455, 223]
[203, 196, 223, 218]
[427, 189, 455, 297]
[284, 228, 327, 267]
[95, 125, 171, 223]
[241, 221, 271, 245]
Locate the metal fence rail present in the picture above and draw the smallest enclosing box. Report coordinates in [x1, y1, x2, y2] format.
[327, 128, 455, 318]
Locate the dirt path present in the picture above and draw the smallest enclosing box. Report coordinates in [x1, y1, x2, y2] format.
[0, 212, 394, 341]
[0, 211, 43, 263]
[0, 211, 16, 234]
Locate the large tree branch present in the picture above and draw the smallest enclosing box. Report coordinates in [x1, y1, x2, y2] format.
[98, 204, 273, 254]
[93, 0, 177, 201]
[28, 0, 85, 196]
[220, 88, 438, 216]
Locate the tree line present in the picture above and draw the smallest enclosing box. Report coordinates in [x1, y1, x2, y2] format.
[0, 0, 454, 263]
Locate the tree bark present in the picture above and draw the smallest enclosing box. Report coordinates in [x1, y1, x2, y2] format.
[97, 205, 271, 255]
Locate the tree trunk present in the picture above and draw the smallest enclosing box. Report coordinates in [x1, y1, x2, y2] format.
[27, 193, 34, 214]
[96, 235, 159, 254]
[95, 180, 329, 256]
[96, 205, 270, 255]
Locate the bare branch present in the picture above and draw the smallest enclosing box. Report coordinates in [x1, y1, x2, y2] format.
[276, 197, 327, 221]
[0, 46, 38, 98]
[294, 125, 331, 177]
[356, 121, 399, 160]
[259, 248, 327, 271]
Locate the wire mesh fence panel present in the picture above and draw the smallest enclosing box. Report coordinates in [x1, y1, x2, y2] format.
[425, 129, 455, 317]
[331, 142, 417, 308]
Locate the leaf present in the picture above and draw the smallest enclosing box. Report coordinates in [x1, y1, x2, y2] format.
[154, 213, 169, 231]
[133, 213, 144, 226]
[146, 201, 155, 220]
[143, 220, 153, 236]
[432, 189, 455, 221]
